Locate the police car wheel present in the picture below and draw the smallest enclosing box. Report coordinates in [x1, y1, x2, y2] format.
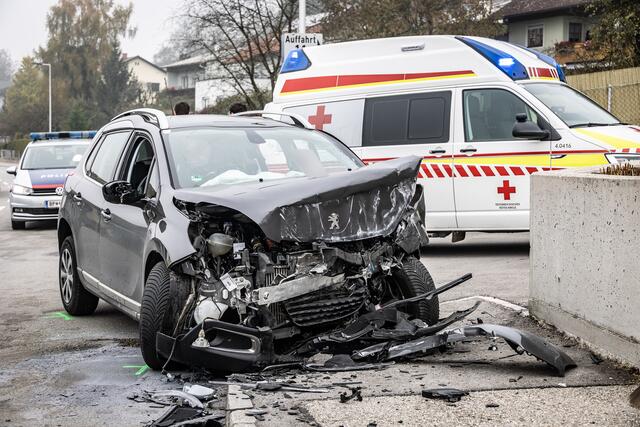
[11, 220, 25, 230]
[59, 236, 99, 316]
[390, 257, 439, 325]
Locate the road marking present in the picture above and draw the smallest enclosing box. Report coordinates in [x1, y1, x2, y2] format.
[44, 311, 74, 321]
[123, 364, 150, 376]
[442, 295, 529, 315]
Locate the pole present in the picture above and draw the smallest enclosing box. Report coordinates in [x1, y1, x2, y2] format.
[299, 0, 306, 34]
[47, 64, 52, 132]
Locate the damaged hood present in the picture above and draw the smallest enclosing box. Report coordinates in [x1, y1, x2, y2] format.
[174, 156, 422, 243]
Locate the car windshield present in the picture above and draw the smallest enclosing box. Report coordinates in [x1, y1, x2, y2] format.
[21, 143, 88, 170]
[164, 126, 362, 189]
[523, 83, 620, 128]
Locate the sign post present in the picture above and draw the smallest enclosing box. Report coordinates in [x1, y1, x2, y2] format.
[280, 32, 323, 62]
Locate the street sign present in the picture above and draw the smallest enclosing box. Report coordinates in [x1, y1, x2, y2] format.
[280, 32, 323, 62]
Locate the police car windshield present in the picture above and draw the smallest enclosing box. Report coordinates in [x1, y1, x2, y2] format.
[21, 143, 88, 170]
[523, 83, 620, 128]
[165, 127, 362, 189]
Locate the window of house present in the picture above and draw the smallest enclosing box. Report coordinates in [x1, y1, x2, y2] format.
[146, 82, 160, 92]
[527, 25, 544, 48]
[181, 75, 189, 88]
[362, 91, 451, 146]
[569, 22, 583, 42]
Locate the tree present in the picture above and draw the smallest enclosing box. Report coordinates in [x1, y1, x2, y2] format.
[153, 44, 181, 67]
[0, 49, 14, 82]
[586, 0, 640, 69]
[321, 0, 504, 41]
[180, 0, 298, 108]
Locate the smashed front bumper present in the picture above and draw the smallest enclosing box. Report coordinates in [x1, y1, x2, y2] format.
[157, 320, 276, 372]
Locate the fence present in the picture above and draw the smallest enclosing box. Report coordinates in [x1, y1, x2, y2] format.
[567, 67, 640, 125]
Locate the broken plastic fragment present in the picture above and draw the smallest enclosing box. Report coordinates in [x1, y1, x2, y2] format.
[182, 384, 216, 400]
[422, 388, 468, 402]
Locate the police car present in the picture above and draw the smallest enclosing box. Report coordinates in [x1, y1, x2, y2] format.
[7, 131, 94, 230]
[265, 36, 640, 240]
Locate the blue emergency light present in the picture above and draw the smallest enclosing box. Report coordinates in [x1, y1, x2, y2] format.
[280, 49, 311, 73]
[30, 130, 97, 141]
[515, 45, 566, 82]
[456, 36, 529, 81]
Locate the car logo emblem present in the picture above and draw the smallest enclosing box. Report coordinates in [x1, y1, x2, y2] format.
[328, 213, 340, 230]
[55, 186, 64, 196]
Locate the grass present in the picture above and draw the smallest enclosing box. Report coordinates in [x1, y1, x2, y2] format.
[600, 163, 640, 176]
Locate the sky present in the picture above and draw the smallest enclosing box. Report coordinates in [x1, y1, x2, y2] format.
[0, 0, 180, 67]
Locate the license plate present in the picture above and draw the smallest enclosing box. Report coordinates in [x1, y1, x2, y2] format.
[46, 200, 61, 209]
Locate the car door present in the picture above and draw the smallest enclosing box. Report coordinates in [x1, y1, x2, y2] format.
[98, 133, 156, 304]
[73, 131, 131, 280]
[453, 87, 552, 230]
[360, 91, 457, 230]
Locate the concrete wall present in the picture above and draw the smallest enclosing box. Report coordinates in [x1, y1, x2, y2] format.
[530, 168, 640, 367]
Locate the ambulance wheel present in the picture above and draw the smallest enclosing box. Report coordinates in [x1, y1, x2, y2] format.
[11, 220, 25, 230]
[389, 257, 439, 325]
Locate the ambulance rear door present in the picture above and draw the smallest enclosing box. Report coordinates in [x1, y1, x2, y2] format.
[452, 86, 552, 230]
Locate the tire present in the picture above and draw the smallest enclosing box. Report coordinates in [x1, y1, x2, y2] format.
[11, 220, 25, 230]
[140, 262, 175, 370]
[59, 236, 99, 315]
[390, 257, 439, 325]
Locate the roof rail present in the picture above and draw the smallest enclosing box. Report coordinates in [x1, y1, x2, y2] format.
[233, 110, 314, 130]
[111, 108, 169, 129]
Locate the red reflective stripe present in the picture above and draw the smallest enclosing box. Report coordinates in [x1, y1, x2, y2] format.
[510, 166, 525, 176]
[338, 74, 404, 86]
[622, 148, 630, 153]
[466, 165, 480, 177]
[495, 166, 508, 176]
[405, 70, 474, 80]
[526, 167, 539, 174]
[536, 67, 554, 78]
[281, 75, 338, 93]
[442, 164, 453, 177]
[432, 164, 445, 178]
[455, 164, 468, 177]
[481, 165, 494, 176]
[421, 164, 433, 178]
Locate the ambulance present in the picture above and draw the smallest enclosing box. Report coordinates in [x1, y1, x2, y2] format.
[264, 35, 640, 240]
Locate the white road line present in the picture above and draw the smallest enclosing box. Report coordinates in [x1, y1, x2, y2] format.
[442, 295, 529, 315]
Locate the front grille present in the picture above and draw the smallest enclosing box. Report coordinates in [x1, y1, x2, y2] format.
[13, 207, 58, 215]
[32, 188, 58, 195]
[268, 302, 288, 327]
[284, 281, 367, 327]
[265, 265, 290, 287]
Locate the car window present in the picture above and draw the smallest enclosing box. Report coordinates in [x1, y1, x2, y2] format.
[363, 91, 451, 146]
[463, 89, 538, 142]
[119, 135, 155, 195]
[87, 131, 131, 184]
[145, 160, 159, 199]
[21, 143, 88, 170]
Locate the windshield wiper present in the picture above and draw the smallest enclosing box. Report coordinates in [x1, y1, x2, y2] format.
[569, 122, 621, 128]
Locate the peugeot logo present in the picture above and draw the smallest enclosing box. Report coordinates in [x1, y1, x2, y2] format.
[328, 212, 340, 230]
[55, 186, 64, 196]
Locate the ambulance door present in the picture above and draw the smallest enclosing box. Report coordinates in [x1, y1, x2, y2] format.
[453, 87, 552, 230]
[360, 91, 457, 230]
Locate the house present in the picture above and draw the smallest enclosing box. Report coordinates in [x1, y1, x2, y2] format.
[123, 55, 167, 101]
[164, 54, 210, 90]
[498, 0, 596, 64]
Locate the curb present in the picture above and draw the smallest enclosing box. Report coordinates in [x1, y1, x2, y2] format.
[226, 384, 256, 427]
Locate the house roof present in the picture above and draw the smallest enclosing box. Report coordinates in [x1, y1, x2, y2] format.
[498, 0, 590, 20]
[164, 54, 212, 70]
[123, 55, 166, 74]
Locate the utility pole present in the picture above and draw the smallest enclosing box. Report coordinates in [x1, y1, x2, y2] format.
[35, 62, 52, 132]
[299, 0, 306, 34]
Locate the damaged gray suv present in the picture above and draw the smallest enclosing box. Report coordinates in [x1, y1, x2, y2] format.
[57, 108, 437, 372]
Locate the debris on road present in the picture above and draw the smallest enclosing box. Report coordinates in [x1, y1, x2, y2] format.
[630, 386, 640, 409]
[339, 387, 363, 403]
[182, 384, 216, 400]
[422, 388, 468, 402]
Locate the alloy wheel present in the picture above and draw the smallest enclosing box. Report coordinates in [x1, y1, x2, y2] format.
[60, 248, 74, 304]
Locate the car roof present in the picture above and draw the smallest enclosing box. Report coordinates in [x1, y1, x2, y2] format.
[166, 114, 290, 129]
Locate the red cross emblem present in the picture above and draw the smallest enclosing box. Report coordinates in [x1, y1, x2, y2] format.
[497, 180, 516, 200]
[308, 105, 332, 130]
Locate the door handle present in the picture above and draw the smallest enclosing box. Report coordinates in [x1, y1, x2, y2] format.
[551, 154, 566, 159]
[101, 208, 112, 221]
[460, 148, 477, 153]
[73, 192, 82, 202]
[429, 149, 446, 154]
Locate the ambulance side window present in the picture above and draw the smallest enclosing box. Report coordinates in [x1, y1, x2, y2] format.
[463, 89, 538, 142]
[362, 91, 451, 146]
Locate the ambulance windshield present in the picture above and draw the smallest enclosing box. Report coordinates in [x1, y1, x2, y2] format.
[523, 83, 620, 128]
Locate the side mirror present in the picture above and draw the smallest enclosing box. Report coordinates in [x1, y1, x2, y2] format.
[6, 166, 16, 175]
[102, 180, 140, 204]
[512, 113, 550, 140]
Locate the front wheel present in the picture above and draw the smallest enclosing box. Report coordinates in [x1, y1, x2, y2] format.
[388, 257, 439, 325]
[59, 236, 99, 315]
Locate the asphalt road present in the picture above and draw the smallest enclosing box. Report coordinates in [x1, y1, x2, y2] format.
[0, 161, 637, 426]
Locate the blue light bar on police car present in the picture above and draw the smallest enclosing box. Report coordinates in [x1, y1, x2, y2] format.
[456, 36, 529, 81]
[514, 45, 566, 82]
[30, 130, 97, 141]
[280, 49, 312, 73]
